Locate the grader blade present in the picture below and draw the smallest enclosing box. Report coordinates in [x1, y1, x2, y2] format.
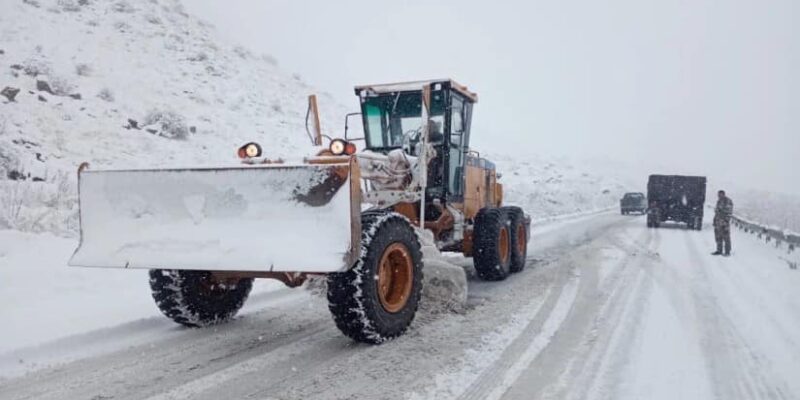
[69, 162, 361, 272]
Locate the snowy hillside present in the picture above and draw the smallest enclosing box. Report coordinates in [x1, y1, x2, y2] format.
[491, 153, 633, 221]
[0, 0, 345, 234]
[0, 0, 636, 236]
[730, 190, 800, 234]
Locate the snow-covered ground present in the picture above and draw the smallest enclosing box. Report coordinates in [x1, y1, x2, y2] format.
[2, 214, 798, 399]
[2, 1, 799, 399]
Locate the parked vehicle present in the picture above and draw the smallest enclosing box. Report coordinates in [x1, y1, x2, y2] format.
[620, 192, 647, 215]
[646, 174, 706, 230]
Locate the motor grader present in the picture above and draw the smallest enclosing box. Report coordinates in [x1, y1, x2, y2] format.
[69, 79, 530, 344]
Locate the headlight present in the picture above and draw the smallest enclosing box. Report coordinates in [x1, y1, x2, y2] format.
[237, 142, 262, 158]
[329, 139, 357, 156]
[329, 139, 347, 155]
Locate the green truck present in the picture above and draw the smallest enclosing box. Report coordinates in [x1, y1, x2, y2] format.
[646, 174, 707, 230]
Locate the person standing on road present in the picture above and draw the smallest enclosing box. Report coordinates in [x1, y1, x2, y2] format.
[712, 190, 734, 256]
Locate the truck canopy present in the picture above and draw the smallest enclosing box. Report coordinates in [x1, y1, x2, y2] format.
[647, 175, 706, 206]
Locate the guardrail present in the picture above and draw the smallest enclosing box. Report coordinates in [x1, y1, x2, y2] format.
[731, 215, 798, 269]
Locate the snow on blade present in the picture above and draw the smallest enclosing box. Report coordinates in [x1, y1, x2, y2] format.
[69, 164, 354, 272]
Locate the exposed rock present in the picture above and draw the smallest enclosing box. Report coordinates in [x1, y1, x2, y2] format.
[74, 63, 92, 76]
[1, 86, 20, 102]
[7, 170, 26, 181]
[189, 126, 196, 133]
[97, 88, 114, 102]
[112, 1, 135, 13]
[124, 118, 139, 130]
[12, 138, 39, 147]
[59, 0, 83, 12]
[142, 110, 189, 140]
[69, 93, 82, 100]
[0, 49, 5, 55]
[36, 80, 54, 95]
[188, 53, 208, 62]
[38, 95, 47, 102]
[23, 59, 50, 77]
[10, 64, 23, 70]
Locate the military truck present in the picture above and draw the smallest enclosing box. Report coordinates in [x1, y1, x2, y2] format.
[646, 174, 706, 230]
[620, 192, 647, 215]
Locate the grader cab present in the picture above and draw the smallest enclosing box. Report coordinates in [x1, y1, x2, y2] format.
[69, 79, 530, 344]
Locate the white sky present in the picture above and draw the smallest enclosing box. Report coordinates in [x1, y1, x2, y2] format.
[185, 0, 798, 195]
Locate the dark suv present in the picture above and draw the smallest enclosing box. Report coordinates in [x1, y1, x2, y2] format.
[620, 192, 647, 215]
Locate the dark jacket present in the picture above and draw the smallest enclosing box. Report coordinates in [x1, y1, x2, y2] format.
[714, 196, 733, 223]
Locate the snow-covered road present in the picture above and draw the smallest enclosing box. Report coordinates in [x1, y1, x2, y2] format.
[498, 218, 800, 400]
[1, 213, 798, 400]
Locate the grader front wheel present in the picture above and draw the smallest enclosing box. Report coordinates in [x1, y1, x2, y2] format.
[149, 270, 253, 327]
[327, 211, 423, 344]
[377, 243, 415, 313]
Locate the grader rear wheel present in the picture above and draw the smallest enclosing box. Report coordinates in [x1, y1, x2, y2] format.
[505, 206, 528, 273]
[473, 208, 512, 281]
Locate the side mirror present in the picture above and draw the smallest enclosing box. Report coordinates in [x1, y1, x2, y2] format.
[344, 112, 362, 141]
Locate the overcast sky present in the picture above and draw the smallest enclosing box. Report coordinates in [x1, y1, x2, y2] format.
[185, 0, 798, 195]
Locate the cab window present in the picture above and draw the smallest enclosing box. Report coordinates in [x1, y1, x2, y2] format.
[361, 91, 445, 151]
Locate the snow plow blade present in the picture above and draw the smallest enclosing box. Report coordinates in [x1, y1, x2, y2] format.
[69, 160, 361, 272]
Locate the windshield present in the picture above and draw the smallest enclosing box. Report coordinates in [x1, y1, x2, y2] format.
[361, 90, 446, 150]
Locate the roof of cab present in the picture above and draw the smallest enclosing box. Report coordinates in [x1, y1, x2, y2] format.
[354, 79, 478, 103]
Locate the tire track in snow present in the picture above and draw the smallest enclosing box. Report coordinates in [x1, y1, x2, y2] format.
[681, 232, 793, 400]
[0, 286, 306, 380]
[141, 325, 347, 400]
[0, 301, 335, 400]
[552, 225, 658, 400]
[460, 219, 651, 400]
[484, 274, 579, 400]
[700, 232, 800, 355]
[499, 220, 656, 400]
[457, 267, 577, 400]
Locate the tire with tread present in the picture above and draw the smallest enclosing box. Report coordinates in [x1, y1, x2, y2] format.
[149, 269, 253, 327]
[504, 206, 528, 273]
[473, 207, 512, 281]
[327, 211, 423, 344]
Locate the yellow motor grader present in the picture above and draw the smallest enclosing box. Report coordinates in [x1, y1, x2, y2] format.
[69, 79, 530, 344]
